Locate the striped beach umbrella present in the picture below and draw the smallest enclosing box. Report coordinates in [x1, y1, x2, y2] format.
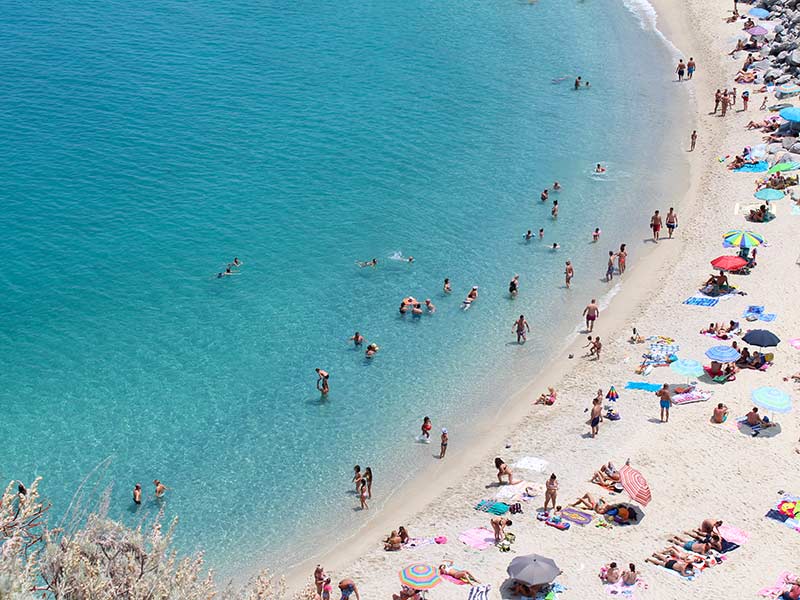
[606, 386, 619, 401]
[752, 387, 792, 414]
[619, 464, 651, 506]
[722, 230, 765, 249]
[705, 345, 741, 362]
[399, 564, 441, 590]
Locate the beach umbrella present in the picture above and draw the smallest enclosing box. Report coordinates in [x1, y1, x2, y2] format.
[705, 345, 741, 362]
[779, 107, 800, 123]
[749, 7, 770, 18]
[507, 554, 561, 586]
[747, 26, 768, 36]
[767, 161, 800, 174]
[722, 230, 765, 248]
[743, 329, 781, 347]
[398, 564, 441, 590]
[619, 464, 652, 506]
[754, 188, 784, 200]
[606, 386, 619, 402]
[752, 387, 792, 414]
[670, 358, 704, 379]
[710, 255, 747, 271]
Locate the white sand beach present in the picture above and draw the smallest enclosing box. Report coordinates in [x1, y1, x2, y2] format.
[288, 1, 800, 598]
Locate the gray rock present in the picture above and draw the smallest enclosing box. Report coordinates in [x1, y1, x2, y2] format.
[779, 50, 790, 61]
[776, 24, 786, 33]
[765, 68, 784, 81]
[789, 48, 800, 65]
[776, 74, 793, 83]
[781, 138, 797, 150]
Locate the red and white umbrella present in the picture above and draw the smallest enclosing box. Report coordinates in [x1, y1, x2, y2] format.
[619, 464, 651, 506]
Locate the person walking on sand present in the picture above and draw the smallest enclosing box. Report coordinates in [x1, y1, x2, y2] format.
[690, 130, 697, 151]
[687, 57, 696, 79]
[714, 89, 722, 113]
[583, 299, 599, 332]
[544, 473, 559, 511]
[316, 368, 330, 396]
[650, 210, 662, 242]
[676, 59, 686, 81]
[590, 397, 603, 437]
[742, 89, 750, 111]
[666, 207, 678, 238]
[513, 315, 530, 344]
[565, 261, 574, 288]
[617, 244, 627, 274]
[605, 251, 615, 282]
[657, 383, 672, 422]
[439, 428, 448, 459]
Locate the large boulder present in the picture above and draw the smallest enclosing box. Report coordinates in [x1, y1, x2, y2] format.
[776, 74, 794, 83]
[780, 138, 797, 150]
[765, 68, 784, 81]
[788, 48, 800, 66]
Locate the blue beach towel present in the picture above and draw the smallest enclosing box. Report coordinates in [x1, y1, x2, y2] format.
[625, 382, 662, 392]
[734, 161, 768, 173]
[684, 296, 719, 307]
[760, 313, 777, 322]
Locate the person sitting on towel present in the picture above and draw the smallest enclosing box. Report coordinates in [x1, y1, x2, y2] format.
[712, 403, 729, 423]
[746, 406, 776, 428]
[779, 578, 800, 600]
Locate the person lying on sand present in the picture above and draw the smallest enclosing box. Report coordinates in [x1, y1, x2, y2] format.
[591, 462, 621, 486]
[494, 458, 521, 485]
[570, 492, 611, 513]
[645, 552, 697, 577]
[669, 534, 712, 555]
[438, 561, 480, 584]
[684, 530, 723, 552]
[779, 578, 800, 600]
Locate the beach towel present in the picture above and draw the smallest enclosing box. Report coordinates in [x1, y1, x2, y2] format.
[625, 381, 662, 391]
[476, 500, 509, 515]
[672, 389, 713, 405]
[789, 338, 800, 350]
[494, 481, 528, 501]
[459, 527, 495, 550]
[521, 582, 568, 600]
[514, 456, 548, 473]
[560, 507, 593, 525]
[766, 494, 800, 533]
[683, 295, 719, 307]
[405, 537, 436, 549]
[758, 571, 799, 598]
[603, 579, 639, 598]
[468, 584, 492, 600]
[718, 524, 750, 545]
[734, 160, 769, 172]
[720, 539, 740, 553]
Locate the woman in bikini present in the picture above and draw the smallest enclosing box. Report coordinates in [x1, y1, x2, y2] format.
[438, 561, 480, 584]
[494, 458, 520, 485]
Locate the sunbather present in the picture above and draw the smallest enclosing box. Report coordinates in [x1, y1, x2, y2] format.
[438, 561, 480, 584]
[591, 462, 621, 486]
[398, 526, 409, 544]
[695, 519, 723, 538]
[600, 562, 621, 583]
[384, 531, 402, 551]
[736, 347, 751, 366]
[534, 387, 557, 405]
[392, 585, 421, 600]
[622, 564, 638, 586]
[645, 552, 697, 578]
[685, 530, 723, 552]
[494, 458, 521, 485]
[746, 406, 776, 428]
[570, 492, 615, 514]
[712, 403, 729, 423]
[668, 534, 712, 555]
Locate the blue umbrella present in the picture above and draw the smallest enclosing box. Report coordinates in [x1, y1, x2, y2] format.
[779, 106, 800, 123]
[705, 345, 741, 362]
[670, 359, 704, 379]
[749, 7, 770, 18]
[752, 387, 792, 414]
[742, 329, 781, 348]
[754, 188, 784, 200]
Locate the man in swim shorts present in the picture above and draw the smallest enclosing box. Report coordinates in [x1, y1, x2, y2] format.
[650, 210, 663, 242]
[656, 384, 671, 423]
[513, 315, 530, 344]
[666, 208, 678, 238]
[590, 397, 603, 438]
[565, 261, 574, 288]
[583, 299, 599, 332]
[338, 579, 360, 600]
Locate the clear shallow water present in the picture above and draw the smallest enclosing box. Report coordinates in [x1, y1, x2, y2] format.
[0, 0, 685, 573]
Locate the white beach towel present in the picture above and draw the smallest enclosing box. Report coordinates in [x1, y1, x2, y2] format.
[514, 456, 548, 472]
[494, 481, 528, 501]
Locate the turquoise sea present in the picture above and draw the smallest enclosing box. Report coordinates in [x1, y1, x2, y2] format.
[0, 0, 686, 573]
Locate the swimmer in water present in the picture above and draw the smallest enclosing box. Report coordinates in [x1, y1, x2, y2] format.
[575, 76, 582, 90]
[217, 267, 239, 278]
[443, 278, 452, 293]
[592, 228, 601, 242]
[595, 163, 606, 173]
[350, 332, 364, 346]
[551, 200, 558, 219]
[551, 243, 560, 250]
[399, 301, 408, 315]
[153, 479, 169, 498]
[425, 299, 436, 313]
[365, 343, 379, 358]
[509, 274, 519, 297]
[316, 368, 330, 396]
[553, 181, 561, 191]
[565, 261, 574, 288]
[539, 228, 544, 240]
[232, 257, 243, 267]
[541, 189, 549, 202]
[357, 258, 378, 268]
[462, 286, 478, 309]
[524, 229, 533, 241]
[408, 256, 414, 263]
[412, 302, 423, 316]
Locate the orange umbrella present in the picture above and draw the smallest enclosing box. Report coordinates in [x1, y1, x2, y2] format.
[619, 464, 651, 506]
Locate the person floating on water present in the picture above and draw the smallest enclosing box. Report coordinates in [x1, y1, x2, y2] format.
[357, 258, 377, 267]
[462, 286, 478, 310]
[316, 368, 330, 396]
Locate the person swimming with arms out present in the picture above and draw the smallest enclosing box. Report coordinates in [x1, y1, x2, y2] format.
[551, 242, 560, 251]
[230, 257, 243, 267]
[217, 266, 239, 278]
